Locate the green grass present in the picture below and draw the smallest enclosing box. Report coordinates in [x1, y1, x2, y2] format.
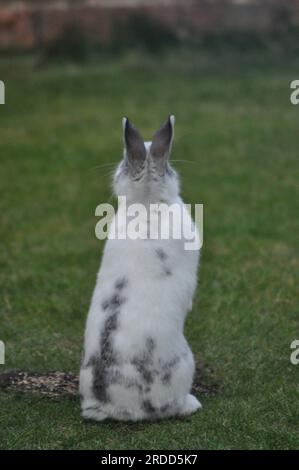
[0, 51, 299, 449]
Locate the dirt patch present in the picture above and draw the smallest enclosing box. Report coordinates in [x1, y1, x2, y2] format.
[0, 371, 79, 399]
[0, 364, 219, 400]
[192, 363, 220, 398]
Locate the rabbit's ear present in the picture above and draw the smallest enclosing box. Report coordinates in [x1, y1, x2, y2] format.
[122, 117, 146, 164]
[150, 115, 175, 162]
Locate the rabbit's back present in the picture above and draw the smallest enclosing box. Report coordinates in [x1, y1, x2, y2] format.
[80, 234, 198, 421]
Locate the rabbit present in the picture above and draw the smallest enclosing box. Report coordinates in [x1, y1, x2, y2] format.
[80, 115, 201, 421]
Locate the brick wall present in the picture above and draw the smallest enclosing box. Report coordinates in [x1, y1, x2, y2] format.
[0, 0, 297, 50]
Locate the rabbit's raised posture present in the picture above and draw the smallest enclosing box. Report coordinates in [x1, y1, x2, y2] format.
[80, 116, 201, 421]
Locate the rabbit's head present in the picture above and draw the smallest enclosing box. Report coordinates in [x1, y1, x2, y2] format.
[113, 116, 179, 203]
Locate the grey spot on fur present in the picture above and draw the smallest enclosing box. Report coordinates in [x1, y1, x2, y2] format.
[109, 368, 123, 384]
[161, 356, 180, 385]
[124, 380, 143, 394]
[92, 279, 128, 403]
[142, 399, 156, 414]
[92, 355, 109, 402]
[115, 277, 128, 290]
[160, 403, 171, 413]
[156, 248, 172, 276]
[131, 337, 156, 385]
[102, 291, 126, 312]
[110, 369, 143, 394]
[161, 371, 172, 385]
[101, 313, 118, 358]
[110, 294, 121, 309]
[141, 399, 172, 418]
[156, 248, 168, 261]
[146, 337, 155, 353]
[101, 299, 110, 311]
[132, 358, 154, 385]
[140, 367, 154, 385]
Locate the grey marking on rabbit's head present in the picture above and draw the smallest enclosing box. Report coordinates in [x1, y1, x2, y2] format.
[113, 116, 179, 201]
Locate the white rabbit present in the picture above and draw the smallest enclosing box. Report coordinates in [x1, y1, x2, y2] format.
[80, 116, 201, 421]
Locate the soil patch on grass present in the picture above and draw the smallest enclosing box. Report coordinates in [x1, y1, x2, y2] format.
[0, 364, 219, 400]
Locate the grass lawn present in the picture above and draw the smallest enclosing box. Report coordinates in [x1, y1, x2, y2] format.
[0, 51, 298, 450]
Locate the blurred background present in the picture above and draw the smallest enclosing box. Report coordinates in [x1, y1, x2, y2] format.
[1, 0, 299, 450]
[0, 0, 299, 58]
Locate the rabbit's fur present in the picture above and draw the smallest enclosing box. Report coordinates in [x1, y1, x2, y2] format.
[80, 116, 201, 421]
